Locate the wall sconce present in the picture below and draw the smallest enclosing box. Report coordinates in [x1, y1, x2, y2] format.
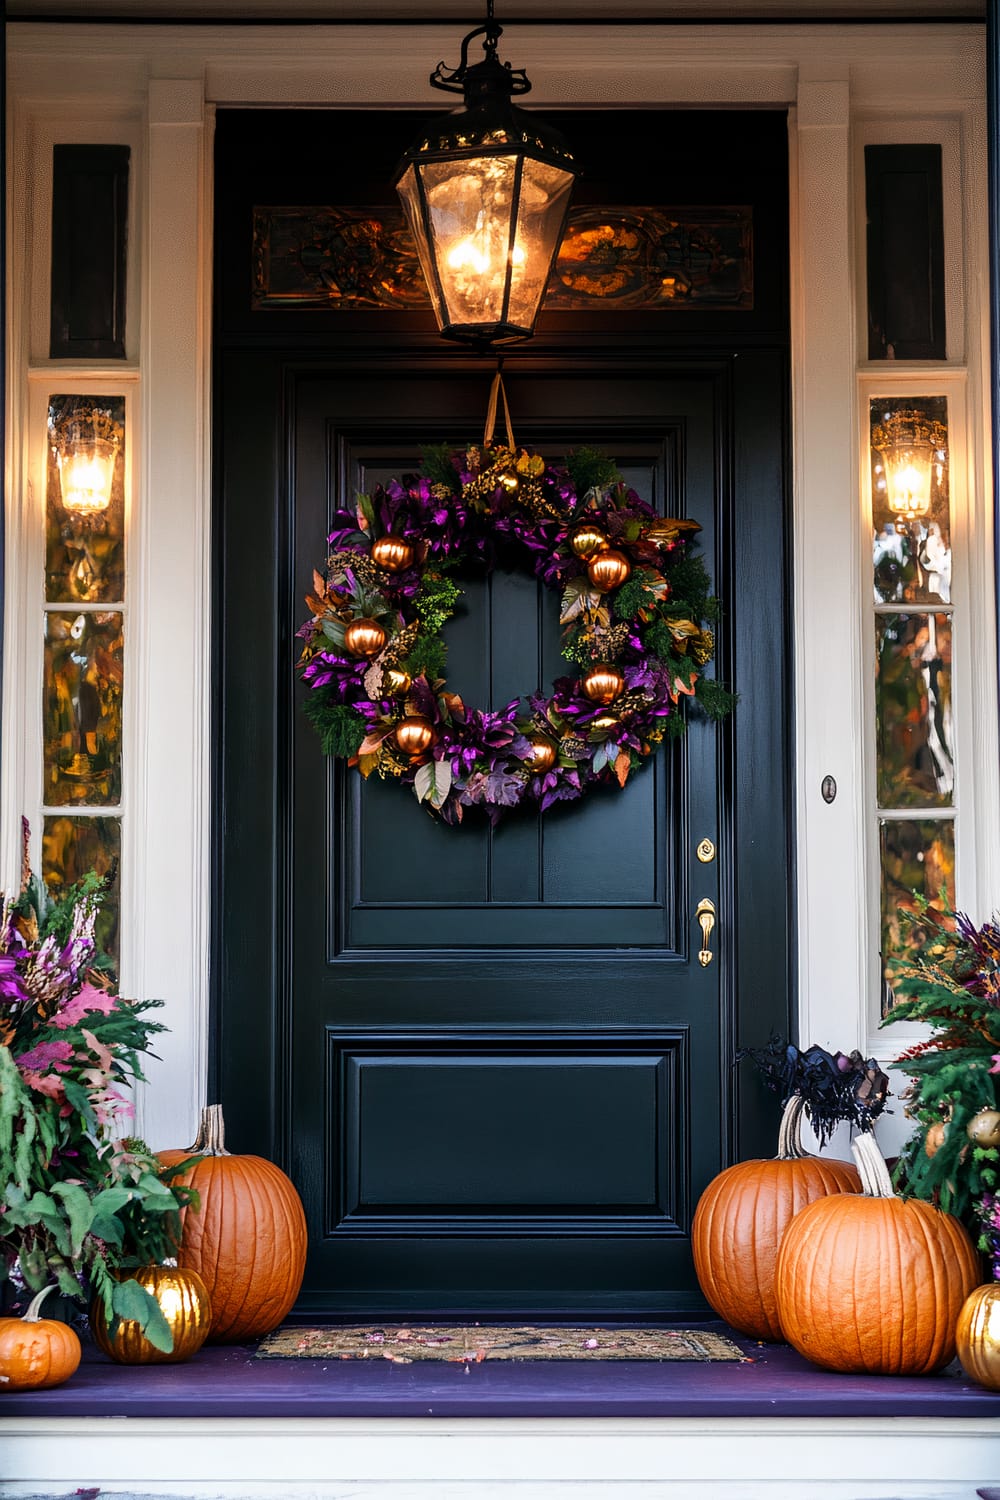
[871, 407, 948, 530]
[395, 0, 580, 346]
[48, 401, 122, 521]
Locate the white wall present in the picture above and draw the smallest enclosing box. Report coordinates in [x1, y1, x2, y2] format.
[4, 20, 995, 1159]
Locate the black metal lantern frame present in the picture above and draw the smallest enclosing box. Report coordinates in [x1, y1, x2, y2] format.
[395, 7, 580, 347]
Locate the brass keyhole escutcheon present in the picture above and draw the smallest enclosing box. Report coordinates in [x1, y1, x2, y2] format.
[696, 838, 716, 863]
[696, 897, 717, 967]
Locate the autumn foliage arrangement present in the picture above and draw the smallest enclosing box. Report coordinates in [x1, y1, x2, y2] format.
[0, 824, 197, 1361]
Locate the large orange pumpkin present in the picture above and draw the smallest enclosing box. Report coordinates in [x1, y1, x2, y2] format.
[691, 1095, 860, 1339]
[0, 1286, 82, 1391]
[161, 1105, 308, 1343]
[774, 1131, 980, 1375]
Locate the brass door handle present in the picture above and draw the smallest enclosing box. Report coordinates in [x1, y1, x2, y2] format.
[696, 898, 716, 967]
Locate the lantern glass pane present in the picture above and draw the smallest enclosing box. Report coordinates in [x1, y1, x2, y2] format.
[870, 395, 950, 606]
[875, 612, 953, 808]
[508, 159, 576, 329]
[415, 156, 520, 329]
[46, 394, 125, 604]
[395, 164, 448, 329]
[42, 814, 121, 968]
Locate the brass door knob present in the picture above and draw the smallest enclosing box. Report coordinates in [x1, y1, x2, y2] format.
[696, 897, 716, 967]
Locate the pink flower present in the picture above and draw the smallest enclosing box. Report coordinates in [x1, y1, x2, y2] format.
[16, 1038, 74, 1074]
[18, 1070, 67, 1101]
[991, 1053, 1000, 1074]
[50, 981, 119, 1029]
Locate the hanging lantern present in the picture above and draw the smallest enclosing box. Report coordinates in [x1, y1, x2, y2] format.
[395, 2, 580, 346]
[871, 408, 948, 530]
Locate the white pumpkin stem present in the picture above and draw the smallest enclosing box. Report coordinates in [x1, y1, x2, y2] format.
[851, 1130, 895, 1198]
[24, 1285, 57, 1322]
[187, 1103, 230, 1157]
[775, 1095, 812, 1159]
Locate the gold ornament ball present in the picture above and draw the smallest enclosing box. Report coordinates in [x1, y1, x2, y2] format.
[590, 713, 620, 733]
[395, 716, 436, 757]
[371, 534, 415, 573]
[956, 1283, 1000, 1391]
[570, 523, 609, 559]
[344, 618, 387, 659]
[924, 1120, 947, 1159]
[500, 471, 520, 494]
[525, 736, 557, 774]
[384, 667, 412, 697]
[588, 548, 631, 592]
[90, 1265, 212, 1365]
[581, 664, 625, 705]
[966, 1108, 1000, 1149]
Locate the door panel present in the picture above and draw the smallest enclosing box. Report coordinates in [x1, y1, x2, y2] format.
[280, 363, 718, 1310]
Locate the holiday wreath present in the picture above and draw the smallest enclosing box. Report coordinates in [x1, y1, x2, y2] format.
[296, 441, 733, 824]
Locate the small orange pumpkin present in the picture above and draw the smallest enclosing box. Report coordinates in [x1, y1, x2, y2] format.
[161, 1105, 308, 1343]
[691, 1095, 860, 1340]
[0, 1285, 82, 1391]
[90, 1264, 212, 1365]
[774, 1132, 980, 1375]
[956, 1282, 1000, 1391]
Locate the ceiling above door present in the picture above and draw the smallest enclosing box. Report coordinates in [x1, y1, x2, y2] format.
[4, 0, 986, 20]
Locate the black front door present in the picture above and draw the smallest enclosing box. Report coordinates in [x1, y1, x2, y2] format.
[214, 109, 792, 1316]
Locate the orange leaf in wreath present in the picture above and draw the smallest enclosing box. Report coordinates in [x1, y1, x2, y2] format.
[614, 751, 631, 788]
[671, 671, 698, 701]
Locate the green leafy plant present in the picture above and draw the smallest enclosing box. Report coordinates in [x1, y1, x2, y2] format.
[0, 824, 198, 1352]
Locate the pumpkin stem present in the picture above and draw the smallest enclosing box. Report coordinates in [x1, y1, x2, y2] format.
[24, 1285, 57, 1322]
[775, 1095, 812, 1159]
[187, 1103, 231, 1157]
[851, 1130, 895, 1198]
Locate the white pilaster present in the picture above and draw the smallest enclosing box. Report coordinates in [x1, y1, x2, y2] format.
[130, 77, 212, 1147]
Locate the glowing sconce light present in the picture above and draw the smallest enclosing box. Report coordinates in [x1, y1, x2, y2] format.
[49, 402, 121, 518]
[871, 407, 948, 530]
[395, 0, 580, 346]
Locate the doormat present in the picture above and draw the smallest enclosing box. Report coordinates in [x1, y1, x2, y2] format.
[255, 1324, 747, 1362]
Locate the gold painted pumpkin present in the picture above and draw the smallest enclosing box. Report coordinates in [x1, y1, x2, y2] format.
[774, 1132, 980, 1375]
[384, 667, 412, 697]
[588, 548, 631, 592]
[343, 618, 387, 659]
[581, 664, 625, 705]
[956, 1283, 1000, 1391]
[691, 1096, 860, 1341]
[160, 1105, 308, 1343]
[90, 1265, 212, 1365]
[0, 1286, 81, 1392]
[570, 523, 608, 559]
[371, 535, 414, 573]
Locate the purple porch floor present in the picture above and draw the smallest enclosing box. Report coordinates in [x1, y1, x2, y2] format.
[3, 1322, 999, 1419]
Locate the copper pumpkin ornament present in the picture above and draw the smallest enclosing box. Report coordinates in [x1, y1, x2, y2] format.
[344, 618, 388, 659]
[524, 735, 557, 774]
[90, 1265, 212, 1365]
[570, 523, 608, 559]
[956, 1282, 1000, 1391]
[395, 715, 436, 757]
[581, 664, 625, 704]
[587, 548, 631, 592]
[371, 534, 415, 573]
[159, 1105, 308, 1343]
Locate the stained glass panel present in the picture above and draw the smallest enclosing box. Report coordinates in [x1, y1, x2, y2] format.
[43, 610, 123, 806]
[871, 395, 950, 606]
[42, 814, 120, 969]
[876, 612, 953, 808]
[46, 394, 125, 604]
[879, 817, 955, 1016]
